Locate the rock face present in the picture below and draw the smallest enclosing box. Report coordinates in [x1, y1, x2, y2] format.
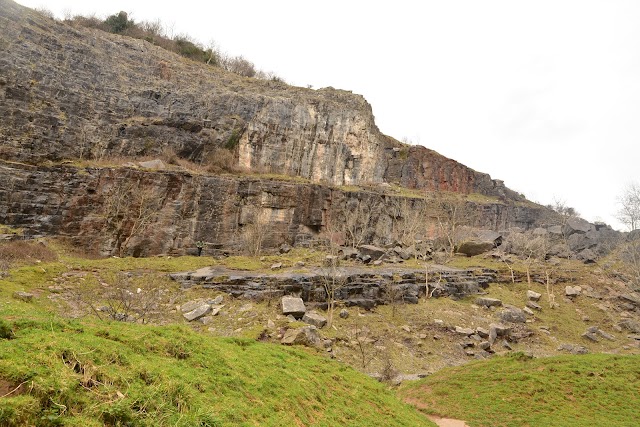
[0, 161, 547, 256]
[0, 0, 558, 255]
[1, 0, 523, 196]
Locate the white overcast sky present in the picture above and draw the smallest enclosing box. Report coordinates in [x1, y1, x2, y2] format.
[16, 0, 640, 230]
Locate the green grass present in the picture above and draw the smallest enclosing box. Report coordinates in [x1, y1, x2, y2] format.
[0, 317, 433, 426]
[400, 353, 640, 427]
[0, 242, 433, 426]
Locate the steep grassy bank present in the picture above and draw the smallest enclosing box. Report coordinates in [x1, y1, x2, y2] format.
[400, 353, 640, 427]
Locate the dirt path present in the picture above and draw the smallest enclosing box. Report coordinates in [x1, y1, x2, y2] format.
[427, 415, 470, 427]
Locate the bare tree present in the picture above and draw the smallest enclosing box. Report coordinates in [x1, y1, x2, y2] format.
[509, 233, 550, 284]
[334, 195, 382, 248]
[100, 178, 161, 256]
[387, 197, 429, 249]
[620, 238, 640, 291]
[430, 193, 476, 259]
[616, 182, 640, 231]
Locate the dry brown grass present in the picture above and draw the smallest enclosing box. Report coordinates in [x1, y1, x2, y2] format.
[0, 240, 58, 269]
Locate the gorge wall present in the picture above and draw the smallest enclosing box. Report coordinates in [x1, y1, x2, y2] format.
[0, 160, 544, 256]
[1, 0, 520, 197]
[0, 0, 548, 255]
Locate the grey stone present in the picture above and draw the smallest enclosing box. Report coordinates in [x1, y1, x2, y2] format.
[183, 304, 211, 321]
[526, 301, 542, 311]
[562, 217, 593, 236]
[502, 340, 513, 350]
[557, 343, 589, 354]
[138, 159, 166, 169]
[565, 286, 582, 297]
[523, 307, 534, 316]
[527, 290, 542, 301]
[476, 327, 489, 338]
[582, 331, 599, 342]
[279, 243, 292, 254]
[281, 326, 321, 347]
[281, 296, 306, 318]
[489, 323, 511, 337]
[12, 291, 34, 302]
[302, 311, 327, 328]
[357, 244, 386, 259]
[270, 262, 283, 270]
[475, 297, 503, 308]
[180, 299, 205, 313]
[478, 341, 491, 351]
[619, 319, 640, 334]
[455, 326, 475, 336]
[339, 308, 349, 319]
[499, 305, 527, 323]
[457, 240, 495, 257]
[620, 293, 640, 306]
[209, 295, 224, 305]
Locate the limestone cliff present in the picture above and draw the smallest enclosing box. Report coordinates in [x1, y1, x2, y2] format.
[1, 0, 517, 197]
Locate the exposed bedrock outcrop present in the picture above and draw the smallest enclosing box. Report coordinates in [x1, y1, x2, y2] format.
[1, 0, 517, 198]
[0, 161, 546, 256]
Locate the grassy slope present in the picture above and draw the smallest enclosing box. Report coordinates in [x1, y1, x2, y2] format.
[400, 353, 640, 427]
[0, 248, 433, 427]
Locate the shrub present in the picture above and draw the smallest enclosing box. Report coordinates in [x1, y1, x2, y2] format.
[104, 11, 131, 34]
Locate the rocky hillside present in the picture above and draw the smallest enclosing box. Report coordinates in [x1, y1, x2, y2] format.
[0, 0, 517, 198]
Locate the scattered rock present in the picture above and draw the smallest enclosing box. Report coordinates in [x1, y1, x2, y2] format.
[138, 159, 165, 169]
[357, 244, 386, 259]
[620, 293, 640, 307]
[266, 319, 276, 329]
[526, 301, 542, 311]
[582, 331, 599, 342]
[475, 297, 503, 308]
[281, 326, 321, 347]
[183, 304, 211, 321]
[619, 319, 640, 334]
[180, 299, 205, 313]
[12, 291, 34, 302]
[302, 311, 327, 328]
[565, 286, 582, 297]
[499, 305, 527, 323]
[281, 296, 306, 318]
[455, 326, 474, 336]
[279, 243, 292, 254]
[270, 262, 283, 270]
[478, 341, 492, 351]
[527, 290, 542, 301]
[558, 343, 589, 354]
[402, 325, 412, 333]
[339, 308, 349, 319]
[476, 327, 489, 338]
[457, 240, 495, 257]
[209, 295, 224, 305]
[502, 340, 513, 350]
[523, 307, 534, 316]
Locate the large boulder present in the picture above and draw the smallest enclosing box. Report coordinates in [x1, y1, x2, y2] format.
[281, 326, 321, 347]
[281, 296, 306, 318]
[499, 305, 526, 323]
[457, 240, 495, 257]
[357, 245, 386, 259]
[302, 311, 327, 328]
[183, 304, 211, 321]
[562, 217, 593, 237]
[475, 297, 503, 308]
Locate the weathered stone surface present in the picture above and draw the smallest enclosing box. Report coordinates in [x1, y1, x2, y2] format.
[12, 291, 34, 302]
[183, 304, 211, 321]
[457, 241, 495, 257]
[339, 308, 349, 319]
[557, 343, 589, 355]
[499, 306, 526, 323]
[281, 296, 306, 318]
[526, 301, 542, 311]
[527, 290, 542, 301]
[565, 286, 582, 297]
[455, 326, 475, 336]
[138, 159, 166, 169]
[619, 319, 640, 334]
[475, 297, 503, 308]
[563, 217, 593, 236]
[302, 311, 327, 328]
[281, 326, 321, 347]
[358, 245, 386, 259]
